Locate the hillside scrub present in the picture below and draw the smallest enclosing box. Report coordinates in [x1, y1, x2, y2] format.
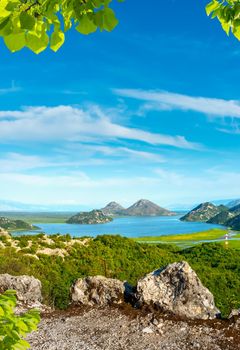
[0, 235, 239, 316]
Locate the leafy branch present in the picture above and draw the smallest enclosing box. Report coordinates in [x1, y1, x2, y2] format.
[0, 290, 40, 350]
[0, 0, 122, 53]
[206, 0, 240, 40]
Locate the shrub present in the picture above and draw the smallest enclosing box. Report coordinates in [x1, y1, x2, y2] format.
[0, 290, 40, 349]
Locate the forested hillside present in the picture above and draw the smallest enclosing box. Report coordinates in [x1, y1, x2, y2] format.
[0, 234, 239, 317]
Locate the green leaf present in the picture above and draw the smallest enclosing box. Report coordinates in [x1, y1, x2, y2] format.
[50, 30, 65, 51]
[233, 23, 240, 39]
[102, 8, 118, 32]
[0, 16, 12, 36]
[5, 1, 18, 12]
[0, 0, 121, 53]
[206, 1, 221, 16]
[12, 339, 31, 350]
[20, 12, 36, 30]
[220, 20, 231, 35]
[26, 32, 49, 54]
[76, 14, 97, 34]
[4, 32, 25, 52]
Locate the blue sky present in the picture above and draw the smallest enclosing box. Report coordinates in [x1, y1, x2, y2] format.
[1, 0, 240, 210]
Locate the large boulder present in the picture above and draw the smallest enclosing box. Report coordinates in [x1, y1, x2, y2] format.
[0, 274, 42, 305]
[71, 276, 125, 306]
[135, 261, 220, 319]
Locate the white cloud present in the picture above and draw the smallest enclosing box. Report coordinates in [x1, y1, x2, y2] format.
[0, 152, 107, 172]
[0, 153, 49, 172]
[74, 144, 166, 163]
[114, 88, 240, 119]
[0, 105, 199, 149]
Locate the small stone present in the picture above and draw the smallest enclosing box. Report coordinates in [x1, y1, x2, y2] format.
[228, 309, 240, 319]
[142, 327, 154, 334]
[151, 318, 159, 326]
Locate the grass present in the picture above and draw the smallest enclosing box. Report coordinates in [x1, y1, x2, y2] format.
[134, 228, 228, 248]
[0, 212, 73, 224]
[232, 233, 240, 238]
[219, 240, 240, 249]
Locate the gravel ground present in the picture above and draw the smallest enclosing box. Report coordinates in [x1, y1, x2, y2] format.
[27, 306, 240, 350]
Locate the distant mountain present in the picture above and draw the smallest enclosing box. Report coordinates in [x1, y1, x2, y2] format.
[226, 214, 240, 230]
[66, 210, 113, 225]
[208, 203, 240, 225]
[180, 202, 228, 223]
[181, 201, 240, 231]
[211, 199, 235, 206]
[101, 202, 125, 216]
[227, 199, 240, 209]
[207, 210, 235, 225]
[124, 199, 176, 217]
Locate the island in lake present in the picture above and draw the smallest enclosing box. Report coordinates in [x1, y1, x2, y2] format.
[66, 210, 113, 225]
[0, 216, 39, 231]
[66, 199, 177, 225]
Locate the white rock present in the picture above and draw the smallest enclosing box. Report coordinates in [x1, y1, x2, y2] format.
[0, 273, 42, 304]
[135, 261, 220, 319]
[71, 276, 125, 306]
[142, 327, 154, 334]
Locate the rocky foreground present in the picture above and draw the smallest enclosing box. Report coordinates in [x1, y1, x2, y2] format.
[1, 261, 240, 349]
[28, 306, 240, 350]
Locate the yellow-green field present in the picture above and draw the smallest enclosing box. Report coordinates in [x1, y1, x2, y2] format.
[219, 240, 240, 249]
[134, 228, 231, 248]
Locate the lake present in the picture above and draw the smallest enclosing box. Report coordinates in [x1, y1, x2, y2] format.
[13, 215, 224, 238]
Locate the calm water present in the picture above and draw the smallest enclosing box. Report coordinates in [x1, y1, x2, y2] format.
[14, 216, 223, 238]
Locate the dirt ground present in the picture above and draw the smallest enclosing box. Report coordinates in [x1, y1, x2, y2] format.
[27, 306, 240, 350]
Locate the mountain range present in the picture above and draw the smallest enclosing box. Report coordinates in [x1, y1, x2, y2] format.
[101, 199, 176, 217]
[1, 198, 240, 212]
[181, 202, 240, 230]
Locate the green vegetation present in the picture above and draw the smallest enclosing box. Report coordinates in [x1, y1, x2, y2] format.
[0, 234, 239, 317]
[0, 217, 39, 231]
[0, 0, 121, 54]
[0, 212, 73, 224]
[181, 202, 240, 231]
[219, 240, 240, 249]
[206, 1, 240, 41]
[67, 210, 113, 224]
[180, 202, 228, 223]
[135, 228, 228, 248]
[0, 290, 40, 350]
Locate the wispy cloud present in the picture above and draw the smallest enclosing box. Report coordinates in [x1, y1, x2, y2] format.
[0, 105, 199, 150]
[0, 152, 107, 172]
[79, 145, 166, 163]
[114, 88, 240, 119]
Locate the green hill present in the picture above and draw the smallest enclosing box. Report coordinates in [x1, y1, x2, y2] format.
[66, 210, 113, 224]
[180, 203, 228, 222]
[0, 216, 38, 231]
